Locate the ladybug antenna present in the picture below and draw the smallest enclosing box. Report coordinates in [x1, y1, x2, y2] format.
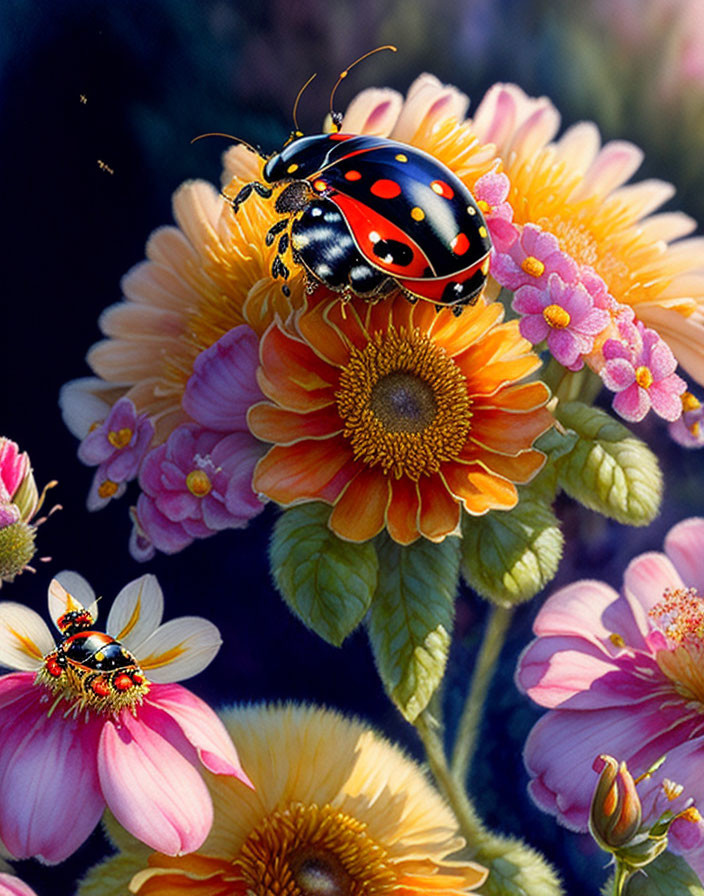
[292, 73, 317, 138]
[190, 132, 259, 155]
[328, 45, 397, 131]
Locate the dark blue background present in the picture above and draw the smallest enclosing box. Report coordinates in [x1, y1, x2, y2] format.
[2, 2, 703, 894]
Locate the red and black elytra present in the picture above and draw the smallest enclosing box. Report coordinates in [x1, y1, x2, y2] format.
[231, 132, 492, 313]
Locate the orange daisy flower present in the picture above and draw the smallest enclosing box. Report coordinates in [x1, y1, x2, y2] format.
[249, 291, 552, 544]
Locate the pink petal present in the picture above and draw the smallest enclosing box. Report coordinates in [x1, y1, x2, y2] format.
[532, 580, 623, 644]
[547, 329, 582, 367]
[0, 873, 39, 896]
[649, 374, 687, 421]
[623, 551, 685, 622]
[136, 495, 193, 555]
[0, 442, 27, 502]
[601, 357, 635, 390]
[146, 684, 252, 785]
[512, 285, 546, 315]
[0, 687, 103, 863]
[518, 314, 549, 345]
[612, 383, 650, 422]
[665, 518, 704, 591]
[98, 703, 213, 855]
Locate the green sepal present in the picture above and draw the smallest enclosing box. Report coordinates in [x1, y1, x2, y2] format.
[460, 481, 563, 607]
[366, 534, 459, 722]
[622, 851, 704, 895]
[555, 401, 662, 526]
[270, 503, 378, 646]
[476, 835, 564, 896]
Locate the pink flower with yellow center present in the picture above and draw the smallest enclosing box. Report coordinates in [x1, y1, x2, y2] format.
[516, 517, 704, 878]
[248, 290, 552, 544]
[670, 391, 704, 448]
[0, 573, 251, 863]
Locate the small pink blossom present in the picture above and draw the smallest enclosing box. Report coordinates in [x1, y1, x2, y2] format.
[516, 518, 704, 877]
[0, 442, 28, 505]
[0, 573, 251, 863]
[472, 171, 518, 254]
[77, 398, 154, 511]
[513, 273, 610, 369]
[669, 392, 704, 448]
[601, 319, 687, 422]
[490, 223, 578, 292]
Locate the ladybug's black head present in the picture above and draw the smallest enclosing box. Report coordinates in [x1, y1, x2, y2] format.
[57, 609, 94, 636]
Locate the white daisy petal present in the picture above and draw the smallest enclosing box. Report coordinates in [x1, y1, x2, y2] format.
[136, 617, 222, 683]
[0, 602, 55, 670]
[48, 573, 98, 627]
[106, 574, 164, 651]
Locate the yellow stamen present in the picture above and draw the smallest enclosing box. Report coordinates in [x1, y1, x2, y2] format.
[635, 366, 653, 389]
[691, 421, 701, 438]
[186, 469, 212, 497]
[679, 807, 702, 824]
[609, 633, 625, 648]
[335, 326, 471, 480]
[682, 391, 701, 412]
[476, 199, 491, 214]
[521, 255, 545, 278]
[543, 304, 571, 329]
[97, 480, 119, 499]
[662, 779, 684, 802]
[107, 427, 133, 449]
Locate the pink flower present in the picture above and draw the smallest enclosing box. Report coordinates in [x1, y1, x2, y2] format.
[516, 518, 704, 877]
[0, 572, 252, 863]
[77, 397, 154, 510]
[670, 392, 704, 448]
[490, 223, 578, 292]
[472, 171, 518, 254]
[513, 274, 610, 369]
[601, 319, 687, 422]
[0, 441, 28, 505]
[0, 874, 37, 896]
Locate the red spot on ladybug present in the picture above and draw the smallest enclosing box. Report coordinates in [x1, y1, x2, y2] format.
[370, 179, 402, 199]
[313, 179, 327, 193]
[431, 180, 454, 199]
[328, 133, 352, 141]
[344, 170, 362, 181]
[46, 657, 63, 677]
[113, 674, 134, 691]
[132, 673, 144, 686]
[91, 678, 111, 697]
[451, 233, 470, 255]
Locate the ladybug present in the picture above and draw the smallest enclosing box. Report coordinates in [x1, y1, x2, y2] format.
[231, 132, 491, 314]
[43, 607, 146, 703]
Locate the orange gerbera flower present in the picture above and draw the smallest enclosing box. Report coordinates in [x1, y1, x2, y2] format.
[249, 290, 552, 544]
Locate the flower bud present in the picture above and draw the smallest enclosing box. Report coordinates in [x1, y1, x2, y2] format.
[590, 754, 642, 851]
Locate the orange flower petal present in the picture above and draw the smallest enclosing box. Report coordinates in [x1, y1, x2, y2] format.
[247, 402, 341, 444]
[467, 447, 546, 483]
[386, 476, 421, 544]
[418, 475, 461, 541]
[258, 324, 335, 410]
[425, 300, 505, 358]
[442, 463, 518, 514]
[454, 320, 533, 371]
[465, 357, 545, 397]
[253, 440, 355, 505]
[329, 468, 390, 542]
[468, 406, 553, 455]
[473, 381, 551, 412]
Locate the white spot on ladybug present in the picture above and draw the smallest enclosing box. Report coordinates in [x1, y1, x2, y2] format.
[467, 206, 477, 215]
[369, 231, 380, 243]
[310, 207, 323, 217]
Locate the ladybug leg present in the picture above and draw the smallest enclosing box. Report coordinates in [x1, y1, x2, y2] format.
[265, 218, 289, 246]
[230, 181, 273, 213]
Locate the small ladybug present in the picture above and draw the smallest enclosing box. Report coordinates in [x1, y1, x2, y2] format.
[43, 603, 147, 706]
[225, 49, 491, 314]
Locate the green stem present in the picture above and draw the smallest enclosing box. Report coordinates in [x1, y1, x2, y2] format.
[450, 605, 514, 782]
[543, 357, 603, 405]
[613, 863, 633, 896]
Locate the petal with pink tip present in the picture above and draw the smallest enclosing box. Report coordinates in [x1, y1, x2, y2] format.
[136, 617, 222, 683]
[531, 580, 625, 645]
[0, 873, 39, 896]
[146, 683, 252, 785]
[0, 689, 104, 863]
[0, 605, 53, 671]
[623, 551, 684, 623]
[98, 704, 213, 855]
[49, 573, 98, 625]
[665, 518, 704, 591]
[106, 574, 164, 653]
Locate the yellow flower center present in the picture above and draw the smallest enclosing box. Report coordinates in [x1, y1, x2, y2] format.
[476, 198, 491, 214]
[97, 479, 119, 499]
[186, 469, 212, 497]
[682, 391, 701, 412]
[635, 366, 653, 389]
[335, 326, 471, 479]
[521, 255, 545, 278]
[650, 588, 704, 704]
[107, 427, 133, 449]
[234, 802, 395, 895]
[543, 304, 571, 329]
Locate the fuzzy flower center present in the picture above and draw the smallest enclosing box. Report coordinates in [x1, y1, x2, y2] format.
[98, 479, 119, 499]
[234, 802, 395, 895]
[107, 427, 133, 449]
[521, 255, 545, 278]
[543, 304, 571, 329]
[650, 587, 704, 704]
[636, 366, 654, 389]
[335, 326, 471, 479]
[186, 469, 213, 497]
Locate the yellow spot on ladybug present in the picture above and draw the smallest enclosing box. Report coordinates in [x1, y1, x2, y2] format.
[394, 153, 408, 162]
[95, 651, 106, 662]
[478, 226, 488, 238]
[286, 163, 299, 174]
[98, 480, 119, 499]
[186, 469, 212, 497]
[107, 427, 133, 449]
[313, 179, 327, 192]
[410, 207, 425, 221]
[521, 255, 545, 278]
[481, 258, 490, 274]
[543, 304, 571, 329]
[636, 366, 654, 389]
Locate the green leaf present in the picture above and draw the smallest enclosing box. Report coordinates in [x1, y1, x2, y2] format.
[555, 402, 662, 526]
[624, 851, 704, 895]
[366, 535, 459, 722]
[461, 483, 563, 606]
[270, 503, 378, 646]
[476, 835, 564, 896]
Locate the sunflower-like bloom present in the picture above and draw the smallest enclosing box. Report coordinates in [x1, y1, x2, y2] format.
[78, 703, 487, 896]
[249, 290, 551, 544]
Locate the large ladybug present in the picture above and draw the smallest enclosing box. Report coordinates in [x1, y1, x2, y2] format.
[223, 48, 491, 313]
